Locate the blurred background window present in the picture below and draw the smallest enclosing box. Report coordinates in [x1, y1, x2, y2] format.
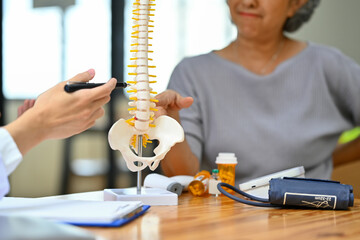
[2, 0, 111, 99]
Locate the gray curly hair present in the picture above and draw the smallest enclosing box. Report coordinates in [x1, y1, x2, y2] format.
[284, 0, 321, 32]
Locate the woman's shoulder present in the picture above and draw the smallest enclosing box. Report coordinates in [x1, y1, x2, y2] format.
[177, 52, 218, 67]
[307, 42, 346, 59]
[304, 42, 359, 70]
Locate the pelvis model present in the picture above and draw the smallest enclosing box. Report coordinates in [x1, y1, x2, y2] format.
[108, 0, 184, 172]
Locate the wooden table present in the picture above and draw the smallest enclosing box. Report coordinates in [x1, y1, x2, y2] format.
[81, 193, 360, 240]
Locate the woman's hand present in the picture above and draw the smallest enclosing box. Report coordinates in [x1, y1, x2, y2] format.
[155, 90, 199, 176]
[18, 99, 36, 117]
[155, 90, 193, 122]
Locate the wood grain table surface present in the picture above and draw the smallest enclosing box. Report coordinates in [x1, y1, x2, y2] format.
[81, 193, 360, 240]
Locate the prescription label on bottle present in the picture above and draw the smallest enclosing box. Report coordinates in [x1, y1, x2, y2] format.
[194, 175, 206, 182]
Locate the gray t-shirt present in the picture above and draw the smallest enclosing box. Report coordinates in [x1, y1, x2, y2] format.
[168, 42, 360, 184]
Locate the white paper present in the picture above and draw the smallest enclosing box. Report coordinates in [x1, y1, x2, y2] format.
[0, 197, 142, 224]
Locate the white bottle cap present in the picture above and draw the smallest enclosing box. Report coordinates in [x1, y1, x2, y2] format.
[215, 152, 238, 164]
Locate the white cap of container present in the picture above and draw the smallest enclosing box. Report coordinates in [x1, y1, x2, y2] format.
[215, 152, 238, 164]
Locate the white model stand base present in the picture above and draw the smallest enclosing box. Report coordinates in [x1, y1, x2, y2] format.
[103, 187, 178, 206]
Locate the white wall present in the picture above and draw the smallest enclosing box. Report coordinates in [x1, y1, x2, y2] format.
[289, 0, 360, 64]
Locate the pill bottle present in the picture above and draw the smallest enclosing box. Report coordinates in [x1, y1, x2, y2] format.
[215, 153, 237, 192]
[209, 169, 221, 197]
[188, 170, 211, 196]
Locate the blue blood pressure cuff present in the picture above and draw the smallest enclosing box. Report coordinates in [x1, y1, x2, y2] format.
[218, 177, 354, 210]
[269, 178, 354, 210]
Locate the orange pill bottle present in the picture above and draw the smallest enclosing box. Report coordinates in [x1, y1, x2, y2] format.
[188, 170, 211, 196]
[215, 153, 238, 193]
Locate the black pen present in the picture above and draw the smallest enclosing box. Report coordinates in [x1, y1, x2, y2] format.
[64, 81, 130, 93]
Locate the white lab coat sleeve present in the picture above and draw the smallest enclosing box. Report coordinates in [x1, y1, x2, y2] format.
[0, 155, 10, 199]
[0, 128, 23, 175]
[0, 128, 23, 200]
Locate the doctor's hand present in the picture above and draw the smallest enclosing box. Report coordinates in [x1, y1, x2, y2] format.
[4, 69, 117, 155]
[32, 69, 117, 140]
[155, 90, 193, 123]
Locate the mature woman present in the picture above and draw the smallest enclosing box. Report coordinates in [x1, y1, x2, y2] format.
[156, 0, 360, 184]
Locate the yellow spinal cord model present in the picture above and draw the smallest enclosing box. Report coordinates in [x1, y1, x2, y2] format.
[108, 0, 184, 172]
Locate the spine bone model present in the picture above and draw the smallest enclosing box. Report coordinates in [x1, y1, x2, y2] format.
[127, 0, 157, 143]
[108, 0, 184, 172]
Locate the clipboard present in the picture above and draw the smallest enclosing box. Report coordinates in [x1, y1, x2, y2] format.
[0, 197, 150, 227]
[67, 205, 150, 227]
